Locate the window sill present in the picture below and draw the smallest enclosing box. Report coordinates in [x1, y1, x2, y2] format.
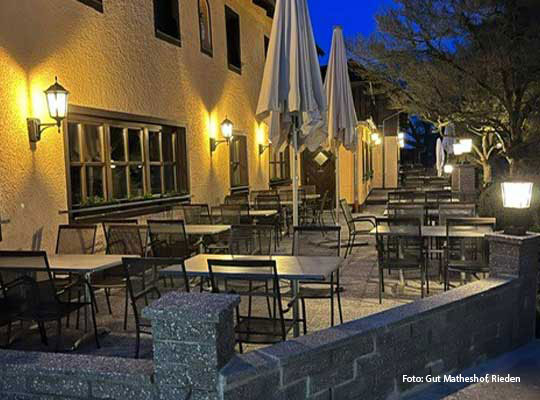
[76, 0, 103, 12]
[270, 179, 292, 187]
[201, 47, 213, 58]
[228, 64, 242, 75]
[62, 194, 191, 222]
[155, 30, 182, 47]
[230, 185, 250, 194]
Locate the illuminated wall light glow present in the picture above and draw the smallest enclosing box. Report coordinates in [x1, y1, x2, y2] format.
[443, 164, 454, 174]
[459, 138, 472, 153]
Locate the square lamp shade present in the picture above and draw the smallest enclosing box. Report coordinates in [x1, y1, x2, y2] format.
[501, 182, 533, 209]
[453, 143, 464, 155]
[459, 138, 472, 153]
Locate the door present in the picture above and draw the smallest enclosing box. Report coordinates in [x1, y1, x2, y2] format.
[301, 148, 336, 207]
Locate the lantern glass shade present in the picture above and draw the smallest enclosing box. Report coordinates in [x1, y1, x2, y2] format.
[45, 78, 69, 125]
[460, 138, 472, 153]
[453, 143, 464, 155]
[221, 118, 233, 139]
[371, 132, 380, 142]
[501, 182, 533, 209]
[443, 164, 454, 174]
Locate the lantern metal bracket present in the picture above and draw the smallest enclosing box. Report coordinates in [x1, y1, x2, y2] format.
[210, 137, 231, 153]
[27, 118, 60, 143]
[259, 143, 271, 155]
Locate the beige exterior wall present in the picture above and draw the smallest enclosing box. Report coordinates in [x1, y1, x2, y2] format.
[0, 0, 272, 251]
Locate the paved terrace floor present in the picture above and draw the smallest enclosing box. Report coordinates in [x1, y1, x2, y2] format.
[2, 205, 450, 359]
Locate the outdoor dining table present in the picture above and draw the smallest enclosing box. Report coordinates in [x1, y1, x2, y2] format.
[159, 253, 343, 337]
[211, 209, 278, 218]
[370, 225, 491, 238]
[0, 254, 125, 349]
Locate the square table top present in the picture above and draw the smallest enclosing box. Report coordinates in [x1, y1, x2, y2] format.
[105, 223, 230, 236]
[0, 254, 125, 274]
[211, 209, 278, 217]
[159, 253, 343, 281]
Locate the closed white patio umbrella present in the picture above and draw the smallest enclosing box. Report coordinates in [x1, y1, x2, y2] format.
[324, 26, 358, 225]
[256, 0, 327, 226]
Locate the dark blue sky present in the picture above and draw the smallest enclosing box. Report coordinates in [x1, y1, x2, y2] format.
[309, 0, 394, 64]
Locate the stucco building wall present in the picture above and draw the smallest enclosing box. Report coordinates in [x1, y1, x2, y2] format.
[0, 0, 272, 251]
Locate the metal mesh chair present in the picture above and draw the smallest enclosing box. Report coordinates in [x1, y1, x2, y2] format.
[224, 194, 250, 210]
[228, 224, 274, 256]
[425, 190, 453, 204]
[292, 225, 342, 333]
[255, 195, 282, 248]
[340, 199, 375, 258]
[122, 257, 189, 358]
[208, 259, 296, 352]
[249, 190, 276, 204]
[220, 205, 243, 225]
[439, 203, 476, 226]
[375, 217, 427, 303]
[387, 203, 426, 226]
[0, 274, 32, 347]
[182, 204, 212, 225]
[0, 251, 99, 350]
[444, 217, 495, 290]
[147, 220, 197, 258]
[55, 224, 97, 254]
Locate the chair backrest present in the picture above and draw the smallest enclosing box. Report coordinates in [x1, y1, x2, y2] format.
[220, 205, 243, 225]
[0, 275, 41, 322]
[319, 190, 330, 214]
[224, 194, 249, 210]
[445, 218, 495, 266]
[292, 225, 341, 257]
[278, 189, 305, 202]
[102, 219, 138, 245]
[387, 203, 426, 225]
[339, 199, 355, 232]
[255, 194, 281, 211]
[439, 203, 476, 225]
[0, 251, 58, 304]
[147, 220, 190, 258]
[249, 190, 276, 203]
[425, 190, 453, 204]
[229, 224, 274, 255]
[375, 217, 423, 264]
[105, 224, 145, 255]
[56, 224, 97, 254]
[182, 204, 212, 225]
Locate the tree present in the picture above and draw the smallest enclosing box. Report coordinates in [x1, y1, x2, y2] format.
[349, 0, 540, 177]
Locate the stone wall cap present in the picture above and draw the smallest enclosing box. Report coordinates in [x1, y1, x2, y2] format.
[486, 232, 540, 243]
[143, 292, 240, 322]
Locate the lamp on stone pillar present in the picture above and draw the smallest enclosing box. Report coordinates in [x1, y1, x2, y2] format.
[501, 181, 533, 236]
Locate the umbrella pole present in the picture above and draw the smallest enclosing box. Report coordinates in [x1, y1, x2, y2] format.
[292, 115, 299, 227]
[335, 143, 340, 225]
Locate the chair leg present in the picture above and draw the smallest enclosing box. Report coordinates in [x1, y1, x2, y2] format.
[301, 298, 307, 335]
[330, 276, 335, 327]
[337, 284, 344, 325]
[135, 324, 140, 359]
[55, 319, 62, 352]
[378, 267, 383, 304]
[105, 288, 113, 315]
[122, 288, 129, 331]
[38, 322, 48, 346]
[264, 281, 272, 318]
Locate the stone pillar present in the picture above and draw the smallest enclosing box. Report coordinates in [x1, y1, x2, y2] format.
[143, 292, 240, 400]
[487, 232, 540, 346]
[453, 164, 476, 201]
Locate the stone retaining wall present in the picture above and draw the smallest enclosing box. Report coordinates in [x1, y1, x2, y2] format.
[0, 232, 537, 400]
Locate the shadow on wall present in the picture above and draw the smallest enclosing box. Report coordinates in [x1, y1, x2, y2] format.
[0, 1, 84, 72]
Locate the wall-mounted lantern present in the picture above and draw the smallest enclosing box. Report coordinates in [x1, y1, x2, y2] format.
[459, 138, 472, 153]
[443, 164, 454, 174]
[27, 77, 69, 143]
[453, 142, 464, 155]
[502, 181, 533, 235]
[210, 117, 234, 153]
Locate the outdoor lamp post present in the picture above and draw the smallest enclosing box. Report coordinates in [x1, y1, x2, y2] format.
[210, 117, 234, 153]
[501, 181, 533, 235]
[27, 76, 69, 143]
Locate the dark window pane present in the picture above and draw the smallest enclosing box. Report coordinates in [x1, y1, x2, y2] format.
[176, 128, 189, 194]
[68, 123, 80, 162]
[129, 165, 144, 198]
[264, 36, 270, 59]
[111, 166, 127, 200]
[150, 166, 162, 194]
[83, 124, 102, 162]
[162, 130, 174, 162]
[70, 166, 82, 205]
[149, 131, 161, 162]
[128, 129, 142, 162]
[164, 165, 176, 193]
[199, 0, 213, 54]
[85, 166, 104, 200]
[154, 0, 180, 40]
[225, 6, 241, 71]
[110, 127, 125, 162]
